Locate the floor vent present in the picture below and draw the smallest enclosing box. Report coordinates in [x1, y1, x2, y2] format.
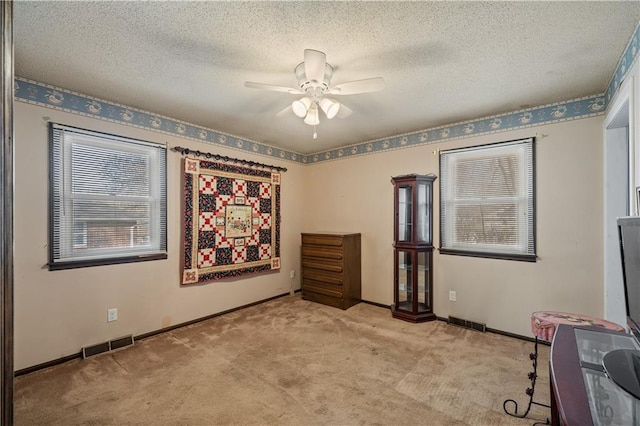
[82, 341, 110, 359]
[110, 335, 134, 351]
[448, 316, 466, 328]
[82, 334, 134, 359]
[448, 316, 486, 333]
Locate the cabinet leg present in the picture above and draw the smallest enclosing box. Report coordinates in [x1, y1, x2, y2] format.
[503, 337, 550, 421]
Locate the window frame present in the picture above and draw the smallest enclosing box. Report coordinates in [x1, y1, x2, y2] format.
[48, 123, 168, 270]
[439, 137, 536, 262]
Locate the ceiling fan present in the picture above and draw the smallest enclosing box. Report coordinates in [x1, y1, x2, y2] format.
[245, 49, 384, 138]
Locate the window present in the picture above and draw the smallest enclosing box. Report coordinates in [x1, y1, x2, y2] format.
[49, 123, 167, 270]
[439, 137, 535, 261]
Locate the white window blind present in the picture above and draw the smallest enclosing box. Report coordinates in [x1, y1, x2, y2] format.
[50, 123, 167, 269]
[439, 138, 535, 261]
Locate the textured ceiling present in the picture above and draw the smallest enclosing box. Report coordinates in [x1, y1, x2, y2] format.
[13, 1, 640, 155]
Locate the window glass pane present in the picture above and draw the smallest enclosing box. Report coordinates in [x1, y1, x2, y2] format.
[73, 222, 87, 248]
[71, 141, 151, 197]
[455, 155, 519, 199]
[72, 200, 152, 251]
[453, 203, 517, 245]
[83, 220, 149, 249]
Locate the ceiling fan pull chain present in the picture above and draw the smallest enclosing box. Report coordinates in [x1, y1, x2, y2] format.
[313, 126, 318, 139]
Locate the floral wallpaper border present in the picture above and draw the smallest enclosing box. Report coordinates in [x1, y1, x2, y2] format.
[606, 20, 640, 106]
[16, 15, 639, 170]
[14, 77, 303, 164]
[307, 95, 605, 164]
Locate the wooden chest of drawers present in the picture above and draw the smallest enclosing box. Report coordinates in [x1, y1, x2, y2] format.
[301, 233, 361, 310]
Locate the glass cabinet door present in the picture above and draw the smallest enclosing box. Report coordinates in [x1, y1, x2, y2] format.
[396, 250, 412, 310]
[416, 182, 431, 244]
[417, 251, 430, 312]
[398, 186, 412, 242]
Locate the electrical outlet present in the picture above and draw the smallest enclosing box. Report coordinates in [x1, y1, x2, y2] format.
[107, 308, 118, 322]
[289, 270, 296, 279]
[449, 291, 457, 302]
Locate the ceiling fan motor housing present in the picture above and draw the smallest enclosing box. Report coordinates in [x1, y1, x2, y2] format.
[295, 62, 334, 94]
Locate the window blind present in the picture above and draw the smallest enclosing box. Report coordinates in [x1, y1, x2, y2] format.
[440, 138, 535, 261]
[50, 123, 167, 269]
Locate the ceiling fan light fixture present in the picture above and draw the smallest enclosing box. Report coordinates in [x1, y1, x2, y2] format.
[304, 104, 320, 126]
[319, 98, 340, 119]
[292, 97, 311, 118]
[244, 49, 384, 132]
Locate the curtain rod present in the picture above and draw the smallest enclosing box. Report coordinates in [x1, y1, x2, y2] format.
[172, 146, 287, 172]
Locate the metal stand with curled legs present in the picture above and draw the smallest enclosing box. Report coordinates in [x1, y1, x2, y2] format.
[502, 311, 625, 426]
[502, 336, 550, 425]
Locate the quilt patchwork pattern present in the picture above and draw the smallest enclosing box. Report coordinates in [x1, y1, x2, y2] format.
[181, 157, 281, 285]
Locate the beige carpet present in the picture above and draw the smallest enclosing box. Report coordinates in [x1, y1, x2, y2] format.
[15, 296, 550, 425]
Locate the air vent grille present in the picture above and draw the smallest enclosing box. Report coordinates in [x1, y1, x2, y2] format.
[82, 334, 134, 359]
[448, 316, 486, 333]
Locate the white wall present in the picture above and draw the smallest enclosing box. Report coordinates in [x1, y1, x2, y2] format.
[303, 117, 605, 337]
[14, 102, 306, 370]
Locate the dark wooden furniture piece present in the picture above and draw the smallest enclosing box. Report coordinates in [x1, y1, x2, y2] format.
[504, 312, 625, 421]
[391, 174, 436, 322]
[301, 233, 361, 310]
[550, 324, 640, 425]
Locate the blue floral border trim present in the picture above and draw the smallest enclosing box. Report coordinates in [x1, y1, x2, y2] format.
[14, 77, 305, 164]
[606, 20, 640, 105]
[306, 94, 606, 164]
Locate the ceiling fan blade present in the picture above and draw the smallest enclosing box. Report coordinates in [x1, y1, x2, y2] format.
[327, 77, 385, 95]
[244, 81, 303, 94]
[336, 103, 352, 118]
[276, 105, 292, 117]
[304, 49, 326, 83]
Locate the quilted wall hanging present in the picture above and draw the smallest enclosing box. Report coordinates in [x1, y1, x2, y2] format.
[181, 157, 281, 285]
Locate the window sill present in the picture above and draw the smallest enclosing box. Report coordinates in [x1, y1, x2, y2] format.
[48, 253, 168, 271]
[438, 248, 537, 262]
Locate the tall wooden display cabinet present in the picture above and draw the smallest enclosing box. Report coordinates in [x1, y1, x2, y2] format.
[391, 174, 437, 322]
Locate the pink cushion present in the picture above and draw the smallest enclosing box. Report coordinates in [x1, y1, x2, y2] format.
[531, 311, 625, 342]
